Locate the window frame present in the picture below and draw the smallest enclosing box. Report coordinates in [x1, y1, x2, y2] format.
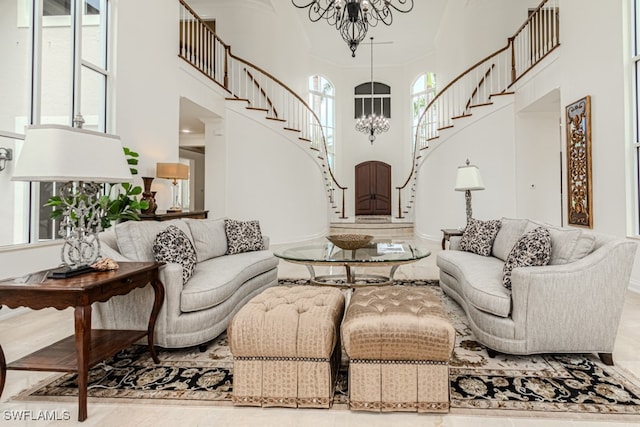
[1, 0, 111, 248]
[309, 74, 336, 170]
[633, 0, 640, 233]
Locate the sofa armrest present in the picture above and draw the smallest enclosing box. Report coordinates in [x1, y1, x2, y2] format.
[263, 235, 270, 249]
[510, 240, 637, 352]
[158, 263, 184, 318]
[449, 236, 462, 251]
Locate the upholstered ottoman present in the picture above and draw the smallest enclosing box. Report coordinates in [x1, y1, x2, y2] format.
[228, 286, 345, 408]
[341, 287, 455, 413]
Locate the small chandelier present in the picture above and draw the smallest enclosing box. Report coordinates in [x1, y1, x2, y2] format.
[355, 37, 389, 144]
[292, 0, 414, 57]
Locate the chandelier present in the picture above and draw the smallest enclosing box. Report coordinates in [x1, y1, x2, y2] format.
[355, 37, 389, 144]
[292, 0, 414, 57]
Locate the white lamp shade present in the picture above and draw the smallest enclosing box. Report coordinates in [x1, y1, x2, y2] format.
[11, 125, 132, 183]
[455, 163, 485, 191]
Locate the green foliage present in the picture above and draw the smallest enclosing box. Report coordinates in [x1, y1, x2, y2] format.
[46, 147, 149, 229]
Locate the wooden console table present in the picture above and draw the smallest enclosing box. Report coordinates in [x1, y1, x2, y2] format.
[441, 228, 464, 250]
[139, 210, 208, 221]
[0, 262, 164, 421]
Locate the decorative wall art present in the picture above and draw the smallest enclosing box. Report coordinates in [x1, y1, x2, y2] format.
[565, 95, 593, 228]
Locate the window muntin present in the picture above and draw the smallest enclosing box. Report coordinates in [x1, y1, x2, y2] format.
[410, 72, 436, 145]
[354, 81, 391, 119]
[0, 0, 110, 247]
[309, 75, 336, 169]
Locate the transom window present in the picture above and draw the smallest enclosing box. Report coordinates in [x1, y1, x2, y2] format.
[354, 82, 391, 118]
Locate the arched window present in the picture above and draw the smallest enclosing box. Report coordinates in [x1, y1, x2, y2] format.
[410, 73, 436, 145]
[355, 82, 391, 118]
[309, 75, 335, 168]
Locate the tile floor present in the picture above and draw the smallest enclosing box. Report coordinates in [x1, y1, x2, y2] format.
[0, 236, 639, 426]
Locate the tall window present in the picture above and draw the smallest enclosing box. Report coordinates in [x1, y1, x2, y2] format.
[309, 75, 335, 169]
[634, 0, 640, 232]
[355, 82, 391, 118]
[410, 73, 436, 146]
[0, 0, 110, 247]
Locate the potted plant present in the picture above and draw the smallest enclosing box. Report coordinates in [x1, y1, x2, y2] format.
[46, 147, 149, 229]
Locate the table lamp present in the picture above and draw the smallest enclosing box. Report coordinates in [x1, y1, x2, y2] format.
[156, 162, 189, 212]
[12, 125, 132, 278]
[455, 159, 485, 225]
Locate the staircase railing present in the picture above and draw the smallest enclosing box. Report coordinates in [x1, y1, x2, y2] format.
[396, 0, 559, 219]
[178, 0, 347, 219]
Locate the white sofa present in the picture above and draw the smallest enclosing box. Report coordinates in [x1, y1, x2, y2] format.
[436, 218, 637, 365]
[93, 218, 279, 349]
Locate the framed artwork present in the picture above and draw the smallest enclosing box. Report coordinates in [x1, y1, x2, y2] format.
[565, 95, 592, 228]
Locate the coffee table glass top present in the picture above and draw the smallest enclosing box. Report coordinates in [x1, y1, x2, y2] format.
[274, 241, 430, 264]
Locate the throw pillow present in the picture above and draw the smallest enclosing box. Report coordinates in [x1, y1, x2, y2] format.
[502, 226, 552, 290]
[459, 218, 502, 256]
[152, 225, 197, 285]
[225, 219, 265, 255]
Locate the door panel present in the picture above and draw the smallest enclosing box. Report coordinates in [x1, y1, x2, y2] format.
[355, 161, 391, 216]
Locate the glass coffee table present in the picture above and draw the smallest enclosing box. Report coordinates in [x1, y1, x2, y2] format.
[274, 241, 430, 286]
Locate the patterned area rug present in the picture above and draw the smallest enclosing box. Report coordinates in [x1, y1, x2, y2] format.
[15, 279, 640, 418]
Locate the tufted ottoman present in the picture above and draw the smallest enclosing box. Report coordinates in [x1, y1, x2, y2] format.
[341, 286, 455, 413]
[228, 286, 345, 408]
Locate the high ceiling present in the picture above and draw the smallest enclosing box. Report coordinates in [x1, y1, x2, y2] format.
[180, 1, 449, 135]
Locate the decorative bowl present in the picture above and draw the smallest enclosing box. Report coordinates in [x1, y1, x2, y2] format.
[326, 234, 374, 250]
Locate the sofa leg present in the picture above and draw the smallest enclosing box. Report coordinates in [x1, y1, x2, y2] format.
[485, 348, 499, 359]
[599, 353, 614, 366]
[198, 343, 208, 353]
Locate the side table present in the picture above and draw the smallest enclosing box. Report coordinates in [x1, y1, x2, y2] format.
[0, 261, 164, 422]
[441, 228, 464, 250]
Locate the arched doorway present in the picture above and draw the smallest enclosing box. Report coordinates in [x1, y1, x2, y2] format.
[355, 161, 391, 216]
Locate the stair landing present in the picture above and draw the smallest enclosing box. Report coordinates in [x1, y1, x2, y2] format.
[329, 221, 414, 237]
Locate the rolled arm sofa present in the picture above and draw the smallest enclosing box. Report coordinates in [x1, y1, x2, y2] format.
[436, 218, 637, 364]
[93, 218, 279, 349]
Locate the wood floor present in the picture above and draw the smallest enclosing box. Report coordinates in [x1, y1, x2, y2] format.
[1, 236, 639, 426]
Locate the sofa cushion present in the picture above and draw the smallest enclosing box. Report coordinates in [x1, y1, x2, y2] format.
[526, 221, 596, 265]
[114, 219, 194, 262]
[492, 218, 529, 261]
[185, 218, 228, 262]
[152, 225, 197, 284]
[437, 250, 511, 318]
[502, 226, 552, 290]
[459, 218, 501, 257]
[180, 250, 279, 313]
[225, 219, 265, 254]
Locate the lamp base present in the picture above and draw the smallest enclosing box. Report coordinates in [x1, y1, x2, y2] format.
[47, 264, 96, 280]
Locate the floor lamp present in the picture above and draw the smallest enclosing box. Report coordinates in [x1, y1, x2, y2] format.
[12, 125, 132, 278]
[455, 159, 485, 226]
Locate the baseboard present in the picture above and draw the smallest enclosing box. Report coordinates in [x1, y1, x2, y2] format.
[629, 278, 640, 295]
[0, 307, 29, 322]
[414, 229, 440, 244]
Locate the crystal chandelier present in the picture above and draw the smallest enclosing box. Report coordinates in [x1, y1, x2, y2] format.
[355, 37, 389, 144]
[292, 0, 414, 57]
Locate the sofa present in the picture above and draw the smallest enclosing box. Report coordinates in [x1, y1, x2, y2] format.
[436, 217, 637, 365]
[93, 218, 279, 349]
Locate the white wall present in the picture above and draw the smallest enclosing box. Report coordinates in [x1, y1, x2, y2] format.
[414, 102, 517, 240]
[210, 107, 329, 244]
[111, 0, 180, 211]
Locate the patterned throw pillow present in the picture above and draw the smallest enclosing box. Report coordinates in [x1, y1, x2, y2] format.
[502, 226, 552, 290]
[459, 218, 502, 256]
[224, 219, 265, 255]
[152, 225, 197, 285]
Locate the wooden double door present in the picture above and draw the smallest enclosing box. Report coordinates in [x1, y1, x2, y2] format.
[355, 161, 391, 216]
